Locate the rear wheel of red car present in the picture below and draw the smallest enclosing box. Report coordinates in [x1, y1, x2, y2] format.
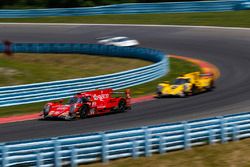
[118, 100, 126, 112]
[80, 105, 89, 119]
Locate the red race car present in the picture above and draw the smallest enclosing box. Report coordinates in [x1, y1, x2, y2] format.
[41, 88, 131, 120]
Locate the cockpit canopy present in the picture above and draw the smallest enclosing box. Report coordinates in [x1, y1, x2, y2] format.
[67, 96, 90, 104]
[173, 78, 190, 85]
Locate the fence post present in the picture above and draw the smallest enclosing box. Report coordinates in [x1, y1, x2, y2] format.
[143, 127, 151, 157]
[132, 141, 138, 159]
[101, 132, 109, 163]
[1, 144, 8, 167]
[209, 129, 215, 145]
[183, 122, 190, 150]
[36, 43, 39, 53]
[36, 151, 43, 167]
[159, 135, 165, 154]
[53, 138, 61, 167]
[71, 146, 78, 167]
[233, 125, 239, 141]
[218, 116, 227, 143]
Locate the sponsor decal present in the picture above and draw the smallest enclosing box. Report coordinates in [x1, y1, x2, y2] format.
[93, 94, 109, 101]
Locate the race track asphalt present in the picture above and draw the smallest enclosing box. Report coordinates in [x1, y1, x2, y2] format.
[0, 24, 250, 143]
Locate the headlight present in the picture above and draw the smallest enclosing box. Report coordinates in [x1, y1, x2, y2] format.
[43, 105, 50, 114]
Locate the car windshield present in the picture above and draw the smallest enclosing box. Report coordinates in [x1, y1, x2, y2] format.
[173, 78, 189, 85]
[67, 97, 80, 104]
[112, 37, 129, 42]
[67, 97, 89, 104]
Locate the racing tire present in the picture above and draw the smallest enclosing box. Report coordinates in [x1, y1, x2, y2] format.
[118, 100, 126, 112]
[207, 81, 215, 91]
[80, 105, 89, 119]
[191, 85, 198, 95]
[156, 92, 162, 98]
[180, 92, 188, 98]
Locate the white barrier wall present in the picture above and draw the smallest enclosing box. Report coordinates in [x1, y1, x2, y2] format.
[0, 112, 249, 166]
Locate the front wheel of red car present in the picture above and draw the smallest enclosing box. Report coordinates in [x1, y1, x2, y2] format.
[118, 100, 126, 112]
[80, 105, 89, 119]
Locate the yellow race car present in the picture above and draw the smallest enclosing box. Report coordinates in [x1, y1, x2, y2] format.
[156, 72, 214, 97]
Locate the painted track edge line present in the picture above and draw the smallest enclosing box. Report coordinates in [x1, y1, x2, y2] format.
[0, 23, 249, 31]
[0, 55, 220, 124]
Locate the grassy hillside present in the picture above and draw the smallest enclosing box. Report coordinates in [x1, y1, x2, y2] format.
[0, 11, 250, 28]
[0, 53, 151, 86]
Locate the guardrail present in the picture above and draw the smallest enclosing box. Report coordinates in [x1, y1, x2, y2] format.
[0, 43, 168, 107]
[0, 0, 249, 18]
[0, 111, 249, 166]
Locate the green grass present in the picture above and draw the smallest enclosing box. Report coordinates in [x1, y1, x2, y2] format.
[0, 57, 200, 117]
[0, 53, 151, 87]
[0, 11, 250, 28]
[83, 138, 250, 167]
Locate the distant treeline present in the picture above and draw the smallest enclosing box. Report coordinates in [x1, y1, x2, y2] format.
[0, 0, 204, 9]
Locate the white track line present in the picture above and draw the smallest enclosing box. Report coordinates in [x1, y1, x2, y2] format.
[0, 22, 249, 31]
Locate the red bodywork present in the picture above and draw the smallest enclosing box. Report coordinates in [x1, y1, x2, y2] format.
[42, 88, 131, 120]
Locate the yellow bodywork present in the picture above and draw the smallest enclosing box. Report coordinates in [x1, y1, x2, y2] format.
[157, 72, 214, 97]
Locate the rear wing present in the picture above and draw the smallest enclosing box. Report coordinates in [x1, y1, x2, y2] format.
[200, 73, 214, 77]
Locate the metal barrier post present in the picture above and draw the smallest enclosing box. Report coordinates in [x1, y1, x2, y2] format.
[159, 135, 165, 154]
[132, 141, 138, 159]
[1, 144, 8, 167]
[53, 138, 61, 167]
[209, 129, 215, 145]
[36, 152, 43, 167]
[233, 125, 239, 141]
[143, 127, 151, 157]
[101, 133, 109, 163]
[71, 147, 78, 167]
[219, 116, 227, 143]
[36, 44, 39, 53]
[183, 122, 190, 149]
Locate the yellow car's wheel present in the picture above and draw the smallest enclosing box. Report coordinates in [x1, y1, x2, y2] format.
[191, 86, 199, 95]
[156, 92, 163, 98]
[180, 92, 189, 98]
[207, 81, 215, 91]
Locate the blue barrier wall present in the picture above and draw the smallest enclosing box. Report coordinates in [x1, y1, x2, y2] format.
[0, 43, 168, 107]
[0, 0, 249, 18]
[0, 111, 249, 166]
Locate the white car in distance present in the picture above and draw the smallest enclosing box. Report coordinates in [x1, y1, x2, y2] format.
[97, 36, 139, 47]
